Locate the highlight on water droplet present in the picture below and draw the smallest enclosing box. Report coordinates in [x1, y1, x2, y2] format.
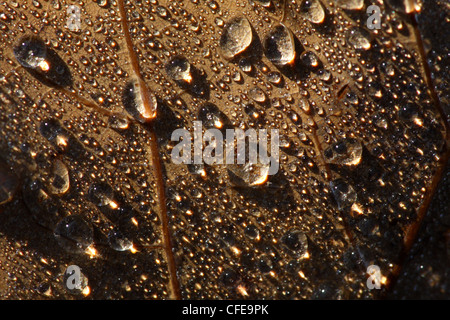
[263, 24, 296, 66]
[220, 16, 253, 59]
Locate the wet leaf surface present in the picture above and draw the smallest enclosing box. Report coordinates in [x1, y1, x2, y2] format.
[0, 0, 448, 299]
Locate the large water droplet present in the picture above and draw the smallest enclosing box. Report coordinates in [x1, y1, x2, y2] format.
[13, 35, 47, 69]
[47, 159, 70, 195]
[122, 79, 157, 123]
[347, 28, 372, 50]
[385, 0, 420, 13]
[54, 215, 94, 252]
[335, 0, 364, 10]
[300, 0, 326, 24]
[13, 35, 72, 87]
[281, 229, 308, 258]
[165, 56, 192, 82]
[220, 16, 253, 59]
[88, 181, 114, 207]
[324, 138, 363, 166]
[263, 24, 296, 66]
[227, 162, 270, 187]
[0, 161, 19, 205]
[330, 179, 357, 209]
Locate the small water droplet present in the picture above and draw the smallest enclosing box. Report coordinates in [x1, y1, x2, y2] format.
[335, 0, 364, 10]
[281, 229, 308, 258]
[347, 28, 372, 50]
[300, 51, 320, 68]
[238, 58, 253, 73]
[244, 225, 260, 240]
[108, 230, 133, 251]
[317, 69, 331, 82]
[54, 215, 94, 252]
[248, 87, 266, 103]
[165, 56, 192, 82]
[300, 0, 326, 24]
[263, 24, 296, 66]
[88, 181, 114, 207]
[108, 113, 130, 130]
[0, 161, 19, 205]
[257, 254, 273, 273]
[267, 71, 282, 84]
[220, 16, 253, 59]
[330, 179, 357, 209]
[324, 138, 363, 166]
[122, 79, 157, 123]
[47, 159, 70, 196]
[227, 163, 270, 187]
[198, 103, 231, 130]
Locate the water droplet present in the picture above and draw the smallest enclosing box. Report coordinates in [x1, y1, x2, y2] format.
[257, 254, 273, 273]
[281, 229, 308, 257]
[347, 28, 372, 50]
[0, 161, 19, 205]
[88, 181, 114, 207]
[165, 56, 192, 83]
[219, 268, 240, 287]
[254, 0, 272, 7]
[39, 119, 70, 153]
[248, 87, 266, 103]
[398, 102, 420, 122]
[54, 215, 94, 252]
[198, 103, 232, 130]
[108, 113, 130, 130]
[220, 16, 253, 59]
[13, 35, 47, 69]
[47, 159, 70, 196]
[108, 230, 133, 251]
[244, 225, 260, 240]
[238, 58, 253, 73]
[300, 51, 320, 68]
[267, 71, 282, 84]
[122, 79, 157, 123]
[227, 163, 270, 187]
[263, 24, 296, 66]
[330, 179, 357, 209]
[317, 69, 331, 82]
[300, 0, 326, 24]
[324, 138, 363, 166]
[13, 35, 72, 87]
[335, 0, 364, 10]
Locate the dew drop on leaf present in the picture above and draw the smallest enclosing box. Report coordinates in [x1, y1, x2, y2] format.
[300, 0, 326, 24]
[220, 16, 253, 59]
[54, 215, 94, 253]
[263, 25, 296, 66]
